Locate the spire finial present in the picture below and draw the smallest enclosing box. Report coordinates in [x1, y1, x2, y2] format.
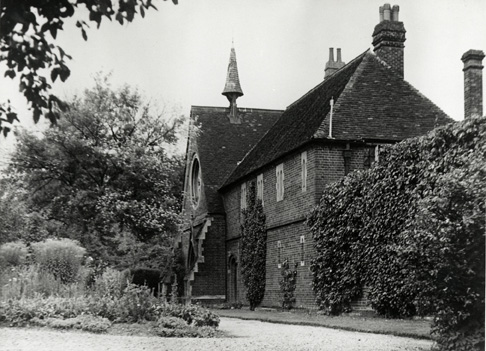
[222, 46, 244, 98]
[222, 45, 244, 123]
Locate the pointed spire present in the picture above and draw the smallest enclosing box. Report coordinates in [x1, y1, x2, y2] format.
[222, 46, 244, 99]
[222, 45, 244, 123]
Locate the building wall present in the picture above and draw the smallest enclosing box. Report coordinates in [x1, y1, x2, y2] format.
[190, 215, 226, 299]
[221, 141, 381, 308]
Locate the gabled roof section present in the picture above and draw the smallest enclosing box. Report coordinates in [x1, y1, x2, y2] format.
[222, 51, 368, 188]
[316, 52, 452, 140]
[191, 106, 282, 213]
[222, 50, 452, 189]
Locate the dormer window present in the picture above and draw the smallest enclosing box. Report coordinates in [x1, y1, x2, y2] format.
[190, 156, 202, 208]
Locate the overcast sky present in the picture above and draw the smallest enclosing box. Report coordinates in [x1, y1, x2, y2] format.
[1, 0, 485, 161]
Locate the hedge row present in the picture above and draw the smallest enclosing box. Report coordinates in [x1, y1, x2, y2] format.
[308, 116, 485, 350]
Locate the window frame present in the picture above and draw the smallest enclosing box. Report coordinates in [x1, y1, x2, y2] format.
[301, 151, 307, 192]
[276, 163, 284, 201]
[190, 156, 202, 209]
[257, 173, 264, 206]
[240, 182, 247, 210]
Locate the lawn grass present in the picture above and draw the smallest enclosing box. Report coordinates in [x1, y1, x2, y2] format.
[212, 307, 433, 340]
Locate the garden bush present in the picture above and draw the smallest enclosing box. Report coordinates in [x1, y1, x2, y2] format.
[91, 267, 130, 299]
[158, 303, 220, 327]
[31, 315, 112, 333]
[0, 265, 85, 300]
[309, 116, 485, 350]
[31, 238, 86, 284]
[0, 241, 28, 268]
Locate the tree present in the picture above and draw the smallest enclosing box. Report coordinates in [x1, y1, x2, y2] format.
[8, 75, 185, 269]
[0, 0, 177, 136]
[240, 182, 267, 310]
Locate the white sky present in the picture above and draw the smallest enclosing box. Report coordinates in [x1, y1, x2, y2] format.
[1, 0, 485, 163]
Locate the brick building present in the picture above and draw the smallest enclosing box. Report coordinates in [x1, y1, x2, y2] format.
[177, 4, 454, 308]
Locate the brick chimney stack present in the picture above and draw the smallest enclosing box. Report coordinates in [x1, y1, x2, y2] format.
[461, 49, 484, 119]
[372, 4, 406, 77]
[325, 48, 345, 79]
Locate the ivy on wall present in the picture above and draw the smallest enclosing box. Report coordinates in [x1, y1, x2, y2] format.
[308, 116, 485, 350]
[279, 259, 298, 310]
[240, 182, 267, 310]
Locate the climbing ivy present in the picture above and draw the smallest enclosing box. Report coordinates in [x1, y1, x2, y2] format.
[279, 259, 298, 310]
[240, 182, 267, 310]
[308, 117, 485, 350]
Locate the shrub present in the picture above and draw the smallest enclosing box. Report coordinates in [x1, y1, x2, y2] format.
[0, 265, 85, 300]
[91, 267, 129, 299]
[115, 283, 158, 322]
[279, 259, 298, 310]
[240, 182, 266, 310]
[31, 315, 111, 333]
[0, 241, 28, 267]
[158, 303, 220, 327]
[154, 317, 217, 338]
[157, 316, 188, 329]
[31, 238, 86, 284]
[309, 116, 485, 349]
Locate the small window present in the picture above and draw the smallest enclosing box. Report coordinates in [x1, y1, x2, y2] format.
[301, 151, 307, 192]
[257, 174, 264, 206]
[277, 240, 282, 268]
[276, 163, 284, 201]
[190, 157, 202, 208]
[300, 235, 305, 266]
[240, 182, 247, 210]
[374, 145, 380, 163]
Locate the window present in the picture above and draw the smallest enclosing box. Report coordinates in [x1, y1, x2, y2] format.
[300, 235, 305, 266]
[240, 182, 247, 210]
[301, 151, 307, 192]
[277, 240, 282, 268]
[257, 174, 264, 205]
[190, 157, 201, 208]
[276, 163, 284, 201]
[375, 145, 380, 163]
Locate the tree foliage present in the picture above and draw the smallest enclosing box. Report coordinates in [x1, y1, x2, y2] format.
[240, 182, 267, 310]
[308, 116, 485, 350]
[0, 0, 177, 136]
[8, 76, 185, 269]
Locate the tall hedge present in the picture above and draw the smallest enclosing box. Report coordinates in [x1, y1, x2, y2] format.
[241, 182, 267, 310]
[308, 117, 485, 350]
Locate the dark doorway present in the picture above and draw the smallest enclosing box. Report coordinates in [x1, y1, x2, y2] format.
[228, 256, 238, 302]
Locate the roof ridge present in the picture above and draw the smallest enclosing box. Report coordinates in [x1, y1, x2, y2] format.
[191, 105, 284, 113]
[287, 49, 370, 110]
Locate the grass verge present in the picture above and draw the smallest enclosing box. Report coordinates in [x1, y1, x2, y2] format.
[211, 307, 432, 340]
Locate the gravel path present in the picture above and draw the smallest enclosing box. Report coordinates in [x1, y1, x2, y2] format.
[0, 317, 432, 351]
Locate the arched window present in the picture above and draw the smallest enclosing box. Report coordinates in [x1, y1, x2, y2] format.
[190, 157, 201, 208]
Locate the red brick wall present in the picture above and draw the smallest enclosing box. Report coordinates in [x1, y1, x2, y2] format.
[221, 142, 382, 308]
[191, 215, 226, 298]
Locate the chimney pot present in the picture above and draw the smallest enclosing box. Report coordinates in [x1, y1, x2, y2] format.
[462, 49, 485, 119]
[392, 5, 399, 21]
[325, 48, 345, 79]
[383, 3, 391, 20]
[379, 6, 384, 22]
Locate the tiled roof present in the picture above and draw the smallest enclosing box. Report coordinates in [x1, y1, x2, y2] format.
[222, 50, 452, 188]
[191, 106, 282, 213]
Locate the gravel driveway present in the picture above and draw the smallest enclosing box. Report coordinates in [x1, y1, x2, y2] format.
[0, 317, 432, 351]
